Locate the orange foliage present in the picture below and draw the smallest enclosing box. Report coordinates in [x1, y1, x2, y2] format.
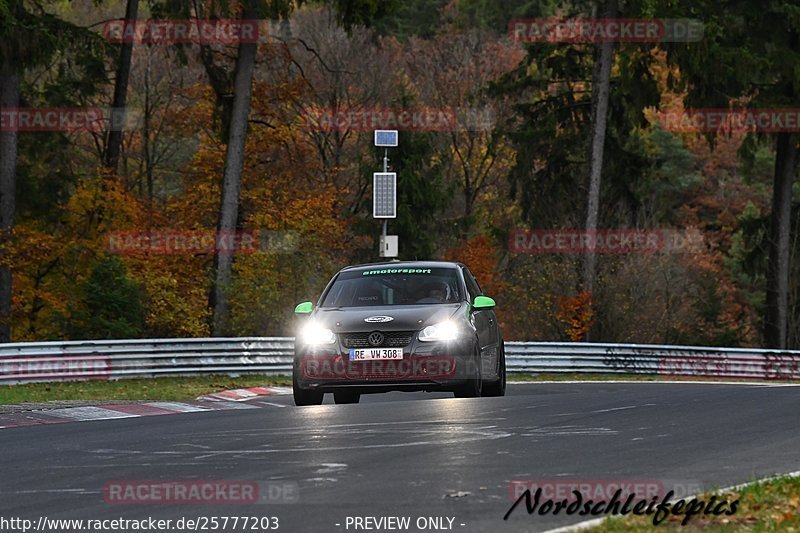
[556, 290, 595, 342]
[9, 170, 150, 339]
[444, 235, 503, 296]
[443, 235, 518, 335]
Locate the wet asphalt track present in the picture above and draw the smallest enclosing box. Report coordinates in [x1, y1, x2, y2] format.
[1, 382, 799, 532]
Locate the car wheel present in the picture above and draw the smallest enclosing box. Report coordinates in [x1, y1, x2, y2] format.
[333, 391, 361, 404]
[482, 341, 506, 397]
[293, 370, 323, 406]
[454, 342, 482, 398]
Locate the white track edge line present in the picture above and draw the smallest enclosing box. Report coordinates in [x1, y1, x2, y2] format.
[509, 380, 800, 387]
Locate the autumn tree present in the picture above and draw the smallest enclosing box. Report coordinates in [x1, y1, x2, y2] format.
[662, 0, 800, 349]
[582, 0, 616, 318]
[68, 255, 145, 339]
[404, 29, 522, 238]
[0, 0, 109, 341]
[150, 0, 398, 334]
[103, 0, 139, 173]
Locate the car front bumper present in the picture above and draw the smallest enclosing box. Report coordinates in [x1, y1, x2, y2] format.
[293, 336, 479, 393]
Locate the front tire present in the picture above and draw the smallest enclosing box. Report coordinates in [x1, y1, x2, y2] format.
[333, 391, 361, 404]
[482, 341, 506, 397]
[293, 370, 324, 406]
[454, 342, 482, 398]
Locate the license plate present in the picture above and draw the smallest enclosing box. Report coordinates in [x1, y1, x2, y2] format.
[349, 348, 403, 361]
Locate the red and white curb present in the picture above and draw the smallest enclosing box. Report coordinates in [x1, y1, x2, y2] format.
[196, 386, 292, 402]
[0, 392, 291, 430]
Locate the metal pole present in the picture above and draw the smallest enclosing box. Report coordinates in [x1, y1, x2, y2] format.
[382, 148, 388, 245]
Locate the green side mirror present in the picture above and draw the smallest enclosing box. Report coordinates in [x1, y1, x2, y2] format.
[294, 301, 313, 314]
[473, 295, 496, 309]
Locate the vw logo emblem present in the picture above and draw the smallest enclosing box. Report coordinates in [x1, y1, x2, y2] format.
[364, 316, 394, 323]
[368, 332, 385, 346]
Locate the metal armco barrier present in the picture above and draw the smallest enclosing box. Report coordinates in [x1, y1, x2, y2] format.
[1, 338, 799, 384]
[0, 338, 293, 385]
[505, 342, 800, 380]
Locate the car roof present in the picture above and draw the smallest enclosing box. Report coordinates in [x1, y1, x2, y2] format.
[340, 261, 465, 273]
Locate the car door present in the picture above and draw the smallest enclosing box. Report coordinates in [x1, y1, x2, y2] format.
[462, 267, 496, 355]
[461, 267, 501, 380]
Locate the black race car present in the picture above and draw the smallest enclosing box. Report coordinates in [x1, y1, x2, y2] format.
[292, 261, 506, 405]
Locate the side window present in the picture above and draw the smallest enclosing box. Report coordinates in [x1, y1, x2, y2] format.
[471, 272, 484, 295]
[462, 268, 482, 303]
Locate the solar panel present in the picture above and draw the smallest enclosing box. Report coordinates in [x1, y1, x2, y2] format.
[374, 130, 398, 147]
[373, 173, 396, 218]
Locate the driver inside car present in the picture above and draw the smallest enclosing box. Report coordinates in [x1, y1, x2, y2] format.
[416, 282, 449, 304]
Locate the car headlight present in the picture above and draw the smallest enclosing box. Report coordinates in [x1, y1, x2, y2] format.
[301, 322, 336, 345]
[418, 320, 459, 342]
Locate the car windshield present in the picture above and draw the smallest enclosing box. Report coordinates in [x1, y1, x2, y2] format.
[321, 267, 463, 307]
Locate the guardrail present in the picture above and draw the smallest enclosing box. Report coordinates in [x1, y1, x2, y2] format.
[0, 338, 293, 385]
[506, 342, 800, 380]
[1, 338, 799, 384]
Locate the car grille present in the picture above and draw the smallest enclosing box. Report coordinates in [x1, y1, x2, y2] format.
[340, 331, 416, 348]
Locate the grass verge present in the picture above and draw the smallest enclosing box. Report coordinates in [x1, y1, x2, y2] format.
[0, 375, 292, 405]
[587, 475, 800, 531]
[2, 372, 796, 406]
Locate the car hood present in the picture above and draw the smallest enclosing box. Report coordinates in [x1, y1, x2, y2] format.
[314, 303, 466, 333]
